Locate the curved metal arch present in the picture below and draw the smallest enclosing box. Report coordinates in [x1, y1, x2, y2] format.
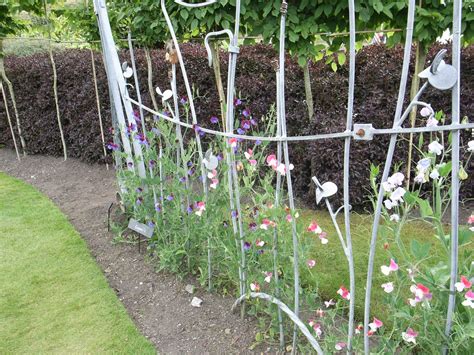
[232, 292, 324, 354]
[174, 0, 218, 8]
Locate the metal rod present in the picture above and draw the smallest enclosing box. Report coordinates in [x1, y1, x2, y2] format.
[0, 82, 20, 160]
[444, 0, 462, 348]
[363, 1, 416, 352]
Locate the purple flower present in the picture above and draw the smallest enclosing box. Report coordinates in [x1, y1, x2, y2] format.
[127, 161, 134, 168]
[193, 124, 205, 137]
[152, 127, 160, 136]
[136, 133, 148, 146]
[180, 96, 188, 105]
[237, 128, 245, 135]
[147, 221, 155, 228]
[136, 187, 143, 193]
[198, 175, 205, 182]
[223, 220, 229, 228]
[231, 210, 238, 218]
[242, 109, 250, 117]
[153, 115, 160, 121]
[108, 127, 114, 134]
[127, 122, 137, 133]
[243, 241, 251, 251]
[155, 203, 162, 212]
[257, 249, 264, 255]
[179, 176, 186, 183]
[234, 98, 242, 106]
[186, 205, 193, 214]
[166, 195, 174, 201]
[255, 140, 262, 146]
[149, 160, 156, 169]
[249, 222, 257, 231]
[210, 116, 219, 124]
[107, 142, 119, 151]
[187, 161, 193, 167]
[188, 169, 195, 176]
[242, 120, 251, 130]
[136, 197, 143, 205]
[133, 110, 140, 119]
[250, 118, 257, 126]
[217, 153, 223, 161]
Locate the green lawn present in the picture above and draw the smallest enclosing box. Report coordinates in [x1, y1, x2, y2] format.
[0, 173, 155, 354]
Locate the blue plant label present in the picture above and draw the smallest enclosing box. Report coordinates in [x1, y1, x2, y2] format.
[128, 218, 154, 239]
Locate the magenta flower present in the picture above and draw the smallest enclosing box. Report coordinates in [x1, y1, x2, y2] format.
[243, 241, 251, 251]
[368, 317, 383, 335]
[195, 201, 206, 216]
[381, 258, 399, 276]
[180, 96, 188, 105]
[210, 116, 219, 124]
[408, 283, 432, 307]
[307, 259, 316, 268]
[234, 98, 242, 106]
[335, 342, 346, 351]
[462, 290, 474, 308]
[455, 276, 472, 292]
[337, 286, 350, 300]
[248, 222, 257, 231]
[242, 109, 250, 117]
[107, 142, 119, 151]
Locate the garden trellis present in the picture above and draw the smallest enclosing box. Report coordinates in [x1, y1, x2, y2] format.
[93, 0, 473, 353]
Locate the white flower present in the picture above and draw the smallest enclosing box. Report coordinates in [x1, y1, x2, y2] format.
[390, 214, 400, 222]
[414, 173, 427, 184]
[384, 199, 396, 210]
[468, 140, 474, 152]
[420, 107, 431, 117]
[390, 187, 406, 203]
[426, 117, 438, 127]
[428, 141, 444, 155]
[402, 328, 418, 344]
[417, 158, 431, 173]
[430, 169, 440, 180]
[382, 181, 394, 192]
[381, 282, 394, 293]
[388, 172, 404, 186]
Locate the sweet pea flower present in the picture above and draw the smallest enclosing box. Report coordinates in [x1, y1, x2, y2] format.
[229, 138, 238, 148]
[430, 168, 440, 180]
[468, 140, 474, 152]
[266, 154, 278, 169]
[195, 201, 206, 216]
[307, 221, 322, 234]
[383, 172, 404, 192]
[260, 219, 275, 230]
[308, 320, 322, 337]
[468, 215, 474, 224]
[155, 203, 162, 212]
[355, 324, 363, 335]
[455, 276, 472, 292]
[417, 158, 431, 172]
[428, 141, 444, 155]
[210, 178, 219, 189]
[243, 241, 251, 251]
[234, 98, 242, 106]
[255, 239, 265, 247]
[390, 214, 400, 222]
[263, 271, 273, 283]
[337, 286, 350, 300]
[402, 328, 418, 344]
[384, 199, 396, 210]
[210, 116, 219, 124]
[324, 299, 335, 308]
[462, 290, 474, 308]
[335, 342, 346, 351]
[250, 282, 260, 292]
[368, 317, 383, 335]
[381, 259, 399, 276]
[390, 187, 406, 203]
[381, 282, 394, 293]
[244, 149, 257, 166]
[242, 108, 250, 117]
[307, 259, 316, 268]
[107, 142, 119, 151]
[426, 117, 438, 127]
[408, 283, 432, 307]
[318, 231, 329, 244]
[420, 107, 431, 117]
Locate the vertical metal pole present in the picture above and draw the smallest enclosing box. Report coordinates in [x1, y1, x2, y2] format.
[344, 1, 356, 351]
[444, 0, 462, 348]
[363, 1, 416, 353]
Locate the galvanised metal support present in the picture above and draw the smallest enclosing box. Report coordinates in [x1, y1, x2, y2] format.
[363, 1, 416, 352]
[444, 0, 462, 349]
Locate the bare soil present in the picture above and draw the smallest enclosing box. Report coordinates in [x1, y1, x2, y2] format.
[0, 149, 273, 354]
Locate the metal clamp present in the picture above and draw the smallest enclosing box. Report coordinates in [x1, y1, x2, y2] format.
[353, 123, 374, 141]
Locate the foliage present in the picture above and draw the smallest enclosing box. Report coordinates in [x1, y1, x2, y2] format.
[1, 44, 473, 206]
[0, 173, 155, 353]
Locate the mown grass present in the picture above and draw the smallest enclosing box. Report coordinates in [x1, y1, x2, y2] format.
[0, 173, 155, 354]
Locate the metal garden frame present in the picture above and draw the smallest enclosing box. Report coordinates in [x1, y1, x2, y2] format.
[93, 0, 471, 353]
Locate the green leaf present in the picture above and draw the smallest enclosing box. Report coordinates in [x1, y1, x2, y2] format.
[180, 9, 188, 21]
[331, 62, 337, 72]
[410, 239, 431, 259]
[438, 161, 452, 177]
[337, 52, 346, 66]
[297, 56, 307, 67]
[418, 199, 433, 217]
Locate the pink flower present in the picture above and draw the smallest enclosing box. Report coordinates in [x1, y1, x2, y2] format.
[318, 231, 329, 245]
[468, 215, 474, 224]
[381, 258, 398, 276]
[229, 138, 238, 148]
[259, 219, 275, 230]
[244, 149, 257, 166]
[368, 317, 383, 334]
[250, 282, 260, 292]
[307, 221, 322, 234]
[207, 169, 217, 179]
[381, 282, 394, 293]
[324, 299, 335, 308]
[286, 214, 293, 222]
[266, 154, 278, 169]
[307, 259, 316, 268]
[402, 328, 418, 344]
[408, 283, 432, 307]
[263, 271, 272, 283]
[455, 276, 472, 292]
[255, 239, 265, 247]
[337, 286, 350, 300]
[355, 324, 363, 335]
[316, 308, 324, 317]
[308, 320, 322, 337]
[210, 178, 219, 189]
[195, 201, 206, 216]
[462, 290, 474, 308]
[335, 342, 346, 351]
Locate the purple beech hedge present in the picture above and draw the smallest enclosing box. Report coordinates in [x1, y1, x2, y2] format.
[0, 43, 472, 207]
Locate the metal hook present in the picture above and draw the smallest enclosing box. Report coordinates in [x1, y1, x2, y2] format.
[204, 30, 234, 67]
